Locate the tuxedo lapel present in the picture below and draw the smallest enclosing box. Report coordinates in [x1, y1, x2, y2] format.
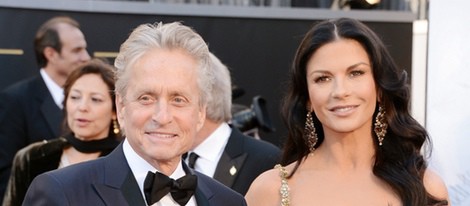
[121, 172, 146, 206]
[212, 129, 247, 188]
[93, 184, 129, 205]
[194, 188, 210, 206]
[183, 161, 211, 206]
[93, 144, 146, 206]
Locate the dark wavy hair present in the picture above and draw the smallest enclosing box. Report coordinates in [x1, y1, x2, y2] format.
[61, 58, 121, 140]
[280, 18, 441, 205]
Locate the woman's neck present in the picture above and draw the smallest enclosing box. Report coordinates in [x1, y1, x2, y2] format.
[62, 146, 101, 165]
[313, 129, 376, 172]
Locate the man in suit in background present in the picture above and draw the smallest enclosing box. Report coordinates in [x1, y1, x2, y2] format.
[0, 16, 90, 201]
[185, 53, 281, 195]
[23, 22, 246, 206]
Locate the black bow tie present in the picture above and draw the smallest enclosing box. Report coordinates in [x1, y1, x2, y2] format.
[143, 171, 197, 206]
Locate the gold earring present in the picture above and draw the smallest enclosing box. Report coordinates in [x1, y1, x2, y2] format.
[305, 111, 318, 153]
[374, 105, 388, 146]
[113, 119, 120, 135]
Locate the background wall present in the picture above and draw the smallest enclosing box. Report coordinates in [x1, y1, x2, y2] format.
[0, 2, 413, 147]
[427, 1, 470, 205]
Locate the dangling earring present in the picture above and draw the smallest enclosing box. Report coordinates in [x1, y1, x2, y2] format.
[113, 119, 120, 135]
[305, 111, 318, 153]
[374, 105, 388, 146]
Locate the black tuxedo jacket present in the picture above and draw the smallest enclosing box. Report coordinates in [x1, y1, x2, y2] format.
[0, 75, 62, 201]
[212, 127, 281, 195]
[23, 143, 247, 206]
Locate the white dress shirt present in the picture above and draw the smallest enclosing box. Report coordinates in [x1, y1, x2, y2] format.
[40, 69, 64, 109]
[123, 139, 197, 206]
[189, 122, 231, 177]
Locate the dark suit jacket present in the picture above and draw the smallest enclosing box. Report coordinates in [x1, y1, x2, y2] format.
[3, 137, 115, 206]
[22, 143, 247, 206]
[212, 127, 281, 195]
[0, 75, 62, 202]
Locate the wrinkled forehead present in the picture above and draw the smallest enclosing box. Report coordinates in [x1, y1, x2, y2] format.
[125, 49, 202, 94]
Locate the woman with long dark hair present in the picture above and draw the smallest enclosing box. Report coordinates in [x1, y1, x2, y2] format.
[246, 18, 449, 206]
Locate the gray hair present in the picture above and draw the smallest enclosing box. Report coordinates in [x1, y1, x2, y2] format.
[114, 22, 213, 107]
[206, 53, 232, 122]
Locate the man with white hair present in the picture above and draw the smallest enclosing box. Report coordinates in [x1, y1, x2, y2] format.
[23, 22, 246, 206]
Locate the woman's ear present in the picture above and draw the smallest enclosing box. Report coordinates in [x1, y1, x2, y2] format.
[377, 89, 383, 103]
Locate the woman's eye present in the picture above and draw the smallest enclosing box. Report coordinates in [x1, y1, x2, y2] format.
[350, 70, 365, 77]
[70, 95, 80, 100]
[314, 76, 330, 83]
[91, 97, 103, 103]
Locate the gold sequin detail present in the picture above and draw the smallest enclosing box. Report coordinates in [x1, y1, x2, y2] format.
[275, 164, 290, 206]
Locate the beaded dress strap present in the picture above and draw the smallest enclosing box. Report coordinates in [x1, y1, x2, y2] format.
[275, 164, 290, 206]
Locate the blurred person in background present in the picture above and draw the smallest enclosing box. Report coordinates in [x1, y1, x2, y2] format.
[186, 52, 280, 195]
[22, 22, 246, 206]
[2, 58, 120, 206]
[0, 16, 90, 201]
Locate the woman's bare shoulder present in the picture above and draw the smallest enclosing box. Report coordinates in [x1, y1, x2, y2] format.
[424, 168, 450, 205]
[245, 164, 287, 206]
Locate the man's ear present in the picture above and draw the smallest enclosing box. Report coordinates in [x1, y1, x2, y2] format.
[115, 94, 125, 128]
[43, 46, 58, 62]
[196, 105, 206, 132]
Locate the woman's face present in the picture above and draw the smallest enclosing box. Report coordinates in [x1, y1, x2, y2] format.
[66, 73, 115, 140]
[305, 39, 377, 135]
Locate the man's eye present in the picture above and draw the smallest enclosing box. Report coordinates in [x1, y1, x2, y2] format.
[172, 96, 188, 106]
[138, 95, 155, 105]
[174, 97, 184, 103]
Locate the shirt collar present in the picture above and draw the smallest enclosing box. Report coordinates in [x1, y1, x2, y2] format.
[192, 122, 231, 163]
[123, 139, 186, 197]
[40, 69, 64, 109]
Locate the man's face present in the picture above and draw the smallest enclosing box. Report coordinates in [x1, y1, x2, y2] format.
[50, 23, 90, 79]
[117, 48, 206, 169]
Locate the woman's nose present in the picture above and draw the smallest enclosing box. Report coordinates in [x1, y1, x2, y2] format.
[331, 77, 351, 99]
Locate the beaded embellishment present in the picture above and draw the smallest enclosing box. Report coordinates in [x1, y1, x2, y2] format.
[275, 164, 290, 206]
